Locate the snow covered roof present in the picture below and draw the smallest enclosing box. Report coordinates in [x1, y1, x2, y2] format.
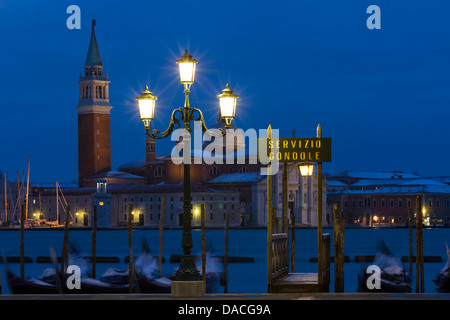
[327, 180, 348, 187]
[207, 172, 265, 184]
[84, 170, 145, 180]
[329, 184, 450, 195]
[349, 178, 448, 187]
[335, 171, 420, 180]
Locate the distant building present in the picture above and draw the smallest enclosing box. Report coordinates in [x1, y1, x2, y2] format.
[29, 181, 242, 228]
[327, 171, 450, 226]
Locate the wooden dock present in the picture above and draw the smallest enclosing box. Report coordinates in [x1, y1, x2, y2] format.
[269, 233, 330, 293]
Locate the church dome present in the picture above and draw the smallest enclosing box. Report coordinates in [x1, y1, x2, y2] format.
[202, 116, 245, 153]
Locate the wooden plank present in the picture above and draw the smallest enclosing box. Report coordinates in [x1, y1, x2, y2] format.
[271, 273, 321, 293]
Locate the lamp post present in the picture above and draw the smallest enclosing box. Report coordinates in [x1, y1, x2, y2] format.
[136, 49, 238, 283]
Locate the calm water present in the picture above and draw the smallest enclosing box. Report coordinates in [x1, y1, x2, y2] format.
[0, 227, 448, 294]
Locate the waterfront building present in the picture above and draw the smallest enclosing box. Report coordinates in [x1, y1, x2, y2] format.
[29, 182, 242, 228]
[327, 171, 450, 227]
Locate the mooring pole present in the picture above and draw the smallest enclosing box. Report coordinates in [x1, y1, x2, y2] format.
[224, 212, 230, 294]
[128, 204, 134, 293]
[158, 196, 166, 276]
[333, 203, 344, 292]
[317, 124, 323, 288]
[92, 205, 97, 279]
[408, 208, 413, 276]
[416, 196, 424, 293]
[201, 203, 206, 292]
[20, 204, 24, 279]
[283, 163, 288, 234]
[267, 125, 273, 293]
[291, 209, 295, 273]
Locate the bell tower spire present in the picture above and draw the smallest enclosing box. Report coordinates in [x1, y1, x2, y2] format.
[76, 20, 112, 187]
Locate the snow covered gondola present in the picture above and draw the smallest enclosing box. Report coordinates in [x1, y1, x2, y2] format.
[6, 267, 60, 294]
[357, 240, 412, 293]
[433, 244, 450, 293]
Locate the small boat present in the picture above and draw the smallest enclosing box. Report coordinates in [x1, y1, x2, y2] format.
[60, 245, 132, 294]
[6, 267, 60, 294]
[100, 247, 172, 293]
[357, 239, 412, 293]
[6, 246, 132, 294]
[433, 243, 450, 293]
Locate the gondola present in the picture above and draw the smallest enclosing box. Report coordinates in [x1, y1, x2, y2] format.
[357, 239, 412, 293]
[433, 243, 450, 293]
[5, 250, 132, 294]
[100, 247, 172, 294]
[5, 266, 60, 294]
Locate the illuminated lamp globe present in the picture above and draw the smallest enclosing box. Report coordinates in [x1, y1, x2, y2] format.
[136, 86, 157, 129]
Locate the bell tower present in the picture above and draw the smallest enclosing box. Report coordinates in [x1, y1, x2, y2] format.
[76, 20, 112, 187]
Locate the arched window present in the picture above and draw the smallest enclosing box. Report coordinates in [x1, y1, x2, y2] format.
[239, 167, 249, 173]
[210, 166, 221, 176]
[154, 166, 165, 177]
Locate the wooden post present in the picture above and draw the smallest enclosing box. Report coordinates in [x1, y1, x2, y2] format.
[25, 157, 30, 224]
[290, 209, 295, 273]
[317, 124, 323, 287]
[61, 205, 70, 273]
[408, 208, 413, 276]
[128, 204, 134, 293]
[419, 196, 425, 293]
[416, 196, 424, 293]
[266, 125, 273, 293]
[282, 163, 288, 234]
[277, 217, 282, 234]
[56, 181, 59, 225]
[158, 195, 166, 276]
[4, 172, 7, 223]
[201, 203, 206, 291]
[92, 205, 97, 279]
[20, 204, 24, 279]
[333, 203, 344, 292]
[224, 212, 230, 294]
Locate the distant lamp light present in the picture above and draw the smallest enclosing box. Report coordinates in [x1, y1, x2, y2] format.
[217, 83, 238, 127]
[137, 86, 157, 129]
[373, 215, 379, 222]
[299, 163, 314, 176]
[99, 201, 104, 206]
[176, 49, 198, 86]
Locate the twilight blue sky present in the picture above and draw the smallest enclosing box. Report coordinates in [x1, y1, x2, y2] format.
[1, 1, 450, 183]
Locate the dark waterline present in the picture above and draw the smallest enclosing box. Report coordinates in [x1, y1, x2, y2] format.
[0, 228, 448, 294]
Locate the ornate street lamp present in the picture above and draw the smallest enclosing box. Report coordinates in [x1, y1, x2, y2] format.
[136, 49, 238, 282]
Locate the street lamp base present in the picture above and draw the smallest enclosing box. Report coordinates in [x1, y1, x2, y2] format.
[171, 280, 204, 298]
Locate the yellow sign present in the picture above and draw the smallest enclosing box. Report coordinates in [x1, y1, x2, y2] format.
[265, 138, 331, 162]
